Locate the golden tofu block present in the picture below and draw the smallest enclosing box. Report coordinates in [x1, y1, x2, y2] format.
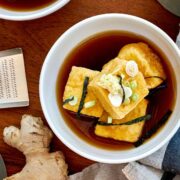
[95, 99, 148, 142]
[63, 66, 103, 117]
[89, 59, 149, 119]
[118, 42, 166, 89]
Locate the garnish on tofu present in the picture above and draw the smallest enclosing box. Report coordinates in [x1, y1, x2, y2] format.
[108, 93, 123, 107]
[62, 66, 103, 118]
[131, 93, 139, 102]
[107, 116, 113, 124]
[63, 96, 74, 105]
[77, 76, 89, 117]
[97, 114, 151, 126]
[89, 59, 149, 119]
[97, 74, 122, 95]
[130, 80, 137, 89]
[84, 100, 96, 108]
[125, 60, 139, 77]
[97, 73, 136, 108]
[134, 110, 172, 147]
[146, 81, 167, 99]
[69, 96, 78, 106]
[124, 86, 132, 100]
[97, 73, 126, 107]
[63, 96, 78, 106]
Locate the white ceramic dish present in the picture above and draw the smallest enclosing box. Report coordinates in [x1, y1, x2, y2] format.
[40, 14, 180, 163]
[0, 0, 70, 21]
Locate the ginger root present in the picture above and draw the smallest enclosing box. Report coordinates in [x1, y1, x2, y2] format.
[3, 115, 68, 180]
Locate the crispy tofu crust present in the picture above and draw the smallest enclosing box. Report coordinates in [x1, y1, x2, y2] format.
[118, 42, 166, 89]
[89, 59, 149, 119]
[63, 66, 103, 117]
[95, 99, 149, 142]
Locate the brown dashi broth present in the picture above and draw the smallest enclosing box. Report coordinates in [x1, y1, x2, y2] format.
[56, 31, 175, 150]
[0, 0, 56, 11]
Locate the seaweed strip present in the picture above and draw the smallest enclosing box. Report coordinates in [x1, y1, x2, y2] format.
[97, 114, 151, 126]
[63, 96, 74, 105]
[146, 81, 167, 99]
[134, 110, 172, 147]
[145, 76, 165, 81]
[77, 76, 89, 118]
[118, 75, 125, 103]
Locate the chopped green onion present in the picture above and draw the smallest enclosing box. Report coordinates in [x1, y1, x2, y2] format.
[130, 80, 137, 89]
[69, 96, 78, 106]
[134, 110, 172, 147]
[107, 116, 113, 124]
[97, 114, 151, 126]
[77, 76, 89, 117]
[63, 96, 74, 105]
[131, 93, 139, 102]
[124, 86, 132, 99]
[84, 100, 96, 108]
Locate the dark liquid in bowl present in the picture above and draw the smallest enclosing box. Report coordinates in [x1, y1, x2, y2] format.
[56, 31, 176, 150]
[0, 0, 56, 11]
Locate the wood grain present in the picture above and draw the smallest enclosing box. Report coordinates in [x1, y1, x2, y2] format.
[0, 0, 179, 176]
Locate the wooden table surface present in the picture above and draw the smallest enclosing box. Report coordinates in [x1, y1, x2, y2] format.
[0, 0, 179, 177]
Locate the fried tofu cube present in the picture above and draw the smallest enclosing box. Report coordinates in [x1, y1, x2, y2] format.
[118, 42, 166, 89]
[89, 59, 149, 119]
[95, 99, 148, 142]
[63, 66, 103, 117]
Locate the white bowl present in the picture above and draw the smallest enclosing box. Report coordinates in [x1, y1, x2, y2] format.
[40, 14, 180, 163]
[0, 0, 70, 21]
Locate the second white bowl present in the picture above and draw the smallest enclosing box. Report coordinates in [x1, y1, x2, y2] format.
[0, 0, 70, 21]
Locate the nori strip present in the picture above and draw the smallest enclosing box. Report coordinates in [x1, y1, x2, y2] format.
[134, 110, 172, 147]
[145, 76, 165, 81]
[77, 76, 89, 118]
[97, 114, 151, 126]
[146, 81, 167, 99]
[118, 75, 125, 103]
[63, 96, 74, 105]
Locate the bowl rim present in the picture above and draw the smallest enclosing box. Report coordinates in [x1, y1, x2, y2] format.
[40, 13, 180, 163]
[0, 0, 70, 21]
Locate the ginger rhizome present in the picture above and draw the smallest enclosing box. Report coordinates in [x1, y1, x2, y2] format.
[3, 115, 68, 180]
